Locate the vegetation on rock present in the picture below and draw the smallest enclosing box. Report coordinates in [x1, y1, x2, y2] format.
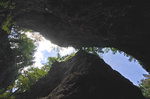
[139, 74, 150, 98]
[0, 48, 75, 98]
[0, 0, 150, 98]
[0, 26, 36, 98]
[0, 0, 15, 34]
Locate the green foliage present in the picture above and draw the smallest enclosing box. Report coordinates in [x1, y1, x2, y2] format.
[0, 84, 15, 99]
[0, 1, 10, 8]
[15, 52, 75, 92]
[63, 52, 75, 61]
[82, 47, 103, 56]
[104, 47, 136, 62]
[0, 51, 70, 98]
[104, 47, 120, 55]
[139, 74, 150, 98]
[0, 27, 36, 97]
[0, 66, 49, 98]
[1, 14, 12, 34]
[82, 47, 141, 64]
[10, 31, 36, 70]
[46, 52, 75, 66]
[0, 30, 75, 98]
[0, 0, 15, 34]
[104, 47, 147, 67]
[0, 0, 16, 34]
[15, 66, 49, 93]
[47, 57, 58, 66]
[0, 0, 16, 9]
[56, 53, 63, 62]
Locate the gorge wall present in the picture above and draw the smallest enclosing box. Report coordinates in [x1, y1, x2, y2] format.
[14, 0, 150, 72]
[16, 51, 145, 99]
[0, 0, 150, 98]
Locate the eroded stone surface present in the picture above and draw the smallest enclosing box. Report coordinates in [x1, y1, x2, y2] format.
[14, 0, 150, 72]
[17, 51, 145, 99]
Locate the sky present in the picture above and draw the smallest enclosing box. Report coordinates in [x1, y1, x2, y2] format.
[102, 51, 148, 86]
[26, 32, 148, 86]
[33, 38, 75, 67]
[25, 32, 75, 68]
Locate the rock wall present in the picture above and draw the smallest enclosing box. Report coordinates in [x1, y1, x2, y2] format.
[14, 0, 150, 72]
[0, 31, 16, 90]
[1, 0, 149, 98]
[17, 51, 145, 99]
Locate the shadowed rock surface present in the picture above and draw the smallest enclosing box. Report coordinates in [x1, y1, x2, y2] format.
[14, 0, 150, 72]
[0, 0, 150, 98]
[0, 6, 16, 89]
[0, 31, 16, 90]
[0, 11, 16, 90]
[16, 51, 145, 99]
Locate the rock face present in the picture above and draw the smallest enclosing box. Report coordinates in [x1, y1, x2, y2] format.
[0, 31, 16, 90]
[1, 1, 149, 98]
[14, 0, 150, 72]
[17, 51, 145, 99]
[0, 7, 15, 89]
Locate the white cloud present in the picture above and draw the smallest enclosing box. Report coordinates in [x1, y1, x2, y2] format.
[33, 39, 56, 68]
[37, 38, 57, 53]
[26, 32, 75, 68]
[59, 47, 75, 56]
[33, 49, 44, 68]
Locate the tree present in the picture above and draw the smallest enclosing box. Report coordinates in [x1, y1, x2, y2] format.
[0, 66, 49, 99]
[0, 50, 76, 98]
[10, 31, 36, 70]
[0, 27, 36, 98]
[0, 0, 16, 90]
[139, 74, 150, 98]
[0, 65, 51, 98]
[9, 27, 36, 81]
[14, 66, 49, 93]
[0, 53, 57, 98]
[82, 47, 103, 56]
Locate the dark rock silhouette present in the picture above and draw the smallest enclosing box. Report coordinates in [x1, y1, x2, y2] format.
[1, 0, 149, 98]
[17, 51, 145, 99]
[0, 8, 16, 90]
[0, 31, 16, 90]
[14, 0, 150, 72]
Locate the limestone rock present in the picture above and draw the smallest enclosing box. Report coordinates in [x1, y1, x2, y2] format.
[17, 51, 145, 99]
[14, 0, 150, 72]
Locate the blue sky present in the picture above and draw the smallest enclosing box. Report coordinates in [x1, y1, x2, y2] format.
[102, 51, 148, 86]
[26, 32, 148, 86]
[35, 44, 148, 86]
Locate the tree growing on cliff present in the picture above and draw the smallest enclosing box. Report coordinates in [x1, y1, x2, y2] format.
[0, 52, 66, 98]
[0, 27, 36, 98]
[139, 74, 150, 98]
[0, 66, 49, 99]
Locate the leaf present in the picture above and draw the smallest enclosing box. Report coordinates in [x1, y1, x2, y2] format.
[2, 14, 12, 34]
